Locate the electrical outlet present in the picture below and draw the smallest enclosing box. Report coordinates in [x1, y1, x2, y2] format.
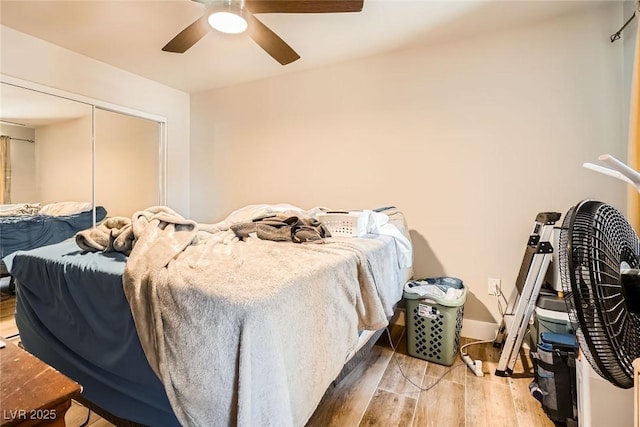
[488, 278, 501, 296]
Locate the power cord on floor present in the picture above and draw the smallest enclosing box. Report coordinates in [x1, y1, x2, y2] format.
[458, 290, 504, 377]
[384, 326, 466, 392]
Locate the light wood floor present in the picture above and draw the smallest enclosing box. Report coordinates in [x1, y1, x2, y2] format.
[1, 295, 554, 427]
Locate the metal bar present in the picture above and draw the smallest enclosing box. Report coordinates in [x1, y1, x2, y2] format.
[91, 105, 96, 228]
[610, 12, 636, 43]
[495, 246, 552, 375]
[7, 137, 34, 143]
[504, 252, 553, 373]
[495, 216, 559, 376]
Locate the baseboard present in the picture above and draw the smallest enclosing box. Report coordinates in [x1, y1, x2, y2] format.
[460, 319, 499, 341]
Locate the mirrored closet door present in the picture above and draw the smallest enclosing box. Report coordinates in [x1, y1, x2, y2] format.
[94, 108, 161, 217]
[0, 82, 93, 206]
[0, 80, 165, 222]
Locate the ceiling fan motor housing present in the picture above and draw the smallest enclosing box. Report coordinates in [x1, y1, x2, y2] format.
[162, 0, 364, 64]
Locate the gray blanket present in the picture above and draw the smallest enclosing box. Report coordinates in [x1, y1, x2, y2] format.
[230, 214, 331, 243]
[76, 216, 134, 255]
[121, 207, 401, 426]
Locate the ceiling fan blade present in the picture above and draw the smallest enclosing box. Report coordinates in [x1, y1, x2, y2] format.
[246, 0, 363, 14]
[247, 15, 300, 65]
[162, 14, 211, 53]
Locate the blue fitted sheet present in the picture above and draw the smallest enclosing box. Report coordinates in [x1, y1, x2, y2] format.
[0, 207, 107, 258]
[4, 239, 180, 426]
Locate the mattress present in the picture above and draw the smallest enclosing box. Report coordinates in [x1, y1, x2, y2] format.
[6, 239, 179, 426]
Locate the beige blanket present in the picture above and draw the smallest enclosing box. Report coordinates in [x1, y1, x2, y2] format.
[76, 216, 134, 255]
[122, 207, 400, 426]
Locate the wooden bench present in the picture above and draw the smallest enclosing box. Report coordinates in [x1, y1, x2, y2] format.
[0, 340, 81, 427]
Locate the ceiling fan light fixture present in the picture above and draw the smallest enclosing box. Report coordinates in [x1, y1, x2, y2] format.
[208, 9, 248, 34]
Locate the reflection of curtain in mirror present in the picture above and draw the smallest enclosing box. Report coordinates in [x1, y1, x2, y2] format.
[629, 9, 640, 232]
[0, 135, 10, 204]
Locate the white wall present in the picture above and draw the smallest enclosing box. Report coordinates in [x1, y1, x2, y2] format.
[190, 3, 626, 324]
[35, 116, 93, 204]
[624, 1, 638, 136]
[0, 124, 36, 203]
[0, 26, 190, 216]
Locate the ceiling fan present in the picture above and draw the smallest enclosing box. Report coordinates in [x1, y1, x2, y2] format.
[162, 0, 364, 65]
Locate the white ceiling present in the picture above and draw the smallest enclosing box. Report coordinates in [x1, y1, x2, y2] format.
[0, 82, 92, 127]
[0, 0, 616, 94]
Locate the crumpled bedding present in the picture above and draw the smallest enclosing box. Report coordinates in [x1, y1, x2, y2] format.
[0, 201, 93, 217]
[230, 214, 331, 243]
[0, 202, 41, 216]
[75, 216, 134, 255]
[74, 205, 405, 426]
[39, 201, 92, 216]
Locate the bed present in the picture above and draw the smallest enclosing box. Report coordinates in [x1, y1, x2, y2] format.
[0, 203, 107, 278]
[4, 205, 412, 426]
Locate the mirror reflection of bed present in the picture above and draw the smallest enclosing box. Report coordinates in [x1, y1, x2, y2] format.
[0, 82, 163, 295]
[0, 202, 107, 290]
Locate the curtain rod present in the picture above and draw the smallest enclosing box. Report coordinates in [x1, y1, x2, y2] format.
[7, 136, 34, 144]
[611, 11, 636, 43]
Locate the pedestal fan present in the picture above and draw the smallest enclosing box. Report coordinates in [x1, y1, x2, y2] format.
[558, 154, 640, 425]
[558, 154, 640, 388]
[558, 199, 640, 389]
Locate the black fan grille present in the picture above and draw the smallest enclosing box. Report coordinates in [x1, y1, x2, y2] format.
[558, 200, 640, 389]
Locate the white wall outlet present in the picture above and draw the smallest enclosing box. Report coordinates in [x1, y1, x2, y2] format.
[488, 278, 501, 296]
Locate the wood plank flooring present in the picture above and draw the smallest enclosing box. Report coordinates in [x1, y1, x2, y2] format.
[0, 297, 554, 426]
[0, 292, 18, 339]
[310, 325, 555, 427]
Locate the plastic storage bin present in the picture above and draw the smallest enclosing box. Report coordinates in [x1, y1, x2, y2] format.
[530, 293, 573, 347]
[404, 277, 468, 366]
[533, 307, 572, 346]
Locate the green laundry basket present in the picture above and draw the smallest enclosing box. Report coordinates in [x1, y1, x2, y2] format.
[404, 280, 467, 366]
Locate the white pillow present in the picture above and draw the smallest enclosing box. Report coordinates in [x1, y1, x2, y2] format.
[0, 203, 41, 216]
[0, 203, 26, 212]
[40, 201, 92, 216]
